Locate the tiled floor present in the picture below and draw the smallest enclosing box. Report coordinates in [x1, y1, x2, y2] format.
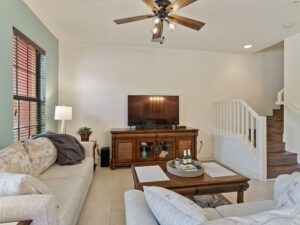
[77, 166, 274, 225]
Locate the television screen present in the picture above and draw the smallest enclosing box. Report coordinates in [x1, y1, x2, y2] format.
[128, 95, 179, 127]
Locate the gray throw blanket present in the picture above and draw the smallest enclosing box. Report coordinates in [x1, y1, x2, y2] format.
[33, 131, 85, 165]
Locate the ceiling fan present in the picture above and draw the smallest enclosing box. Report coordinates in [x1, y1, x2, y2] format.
[114, 0, 205, 44]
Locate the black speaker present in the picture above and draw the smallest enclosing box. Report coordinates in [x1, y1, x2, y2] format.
[100, 147, 110, 167]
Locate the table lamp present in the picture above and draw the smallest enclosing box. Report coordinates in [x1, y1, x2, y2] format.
[55, 106, 72, 134]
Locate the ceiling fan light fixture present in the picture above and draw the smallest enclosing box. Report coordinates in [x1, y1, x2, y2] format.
[114, 0, 205, 44]
[154, 17, 160, 24]
[168, 23, 175, 30]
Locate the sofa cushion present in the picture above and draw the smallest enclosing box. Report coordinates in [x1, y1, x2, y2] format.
[204, 204, 300, 225]
[125, 190, 159, 225]
[0, 142, 32, 174]
[0, 172, 52, 197]
[216, 200, 276, 218]
[202, 208, 222, 221]
[40, 158, 94, 225]
[144, 186, 208, 225]
[39, 157, 93, 180]
[277, 174, 300, 208]
[42, 176, 89, 225]
[24, 138, 57, 177]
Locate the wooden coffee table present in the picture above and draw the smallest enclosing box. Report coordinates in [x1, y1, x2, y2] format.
[132, 161, 250, 203]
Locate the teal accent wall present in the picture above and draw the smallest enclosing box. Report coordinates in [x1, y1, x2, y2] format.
[0, 0, 58, 149]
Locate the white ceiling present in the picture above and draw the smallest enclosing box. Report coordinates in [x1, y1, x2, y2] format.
[23, 0, 300, 53]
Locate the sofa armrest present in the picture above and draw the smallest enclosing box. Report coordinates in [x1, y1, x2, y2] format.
[274, 173, 300, 201]
[80, 141, 96, 158]
[0, 195, 57, 225]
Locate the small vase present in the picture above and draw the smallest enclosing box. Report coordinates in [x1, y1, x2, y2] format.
[141, 147, 147, 159]
[81, 135, 90, 142]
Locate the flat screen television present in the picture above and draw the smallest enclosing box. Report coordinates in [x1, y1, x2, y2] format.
[128, 95, 179, 127]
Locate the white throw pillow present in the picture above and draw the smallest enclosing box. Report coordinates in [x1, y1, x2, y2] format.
[0, 172, 53, 197]
[277, 175, 300, 208]
[144, 186, 208, 225]
[24, 138, 57, 176]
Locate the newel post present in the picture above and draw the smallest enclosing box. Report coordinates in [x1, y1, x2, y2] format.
[257, 116, 267, 181]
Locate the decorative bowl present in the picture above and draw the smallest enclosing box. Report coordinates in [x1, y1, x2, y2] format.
[166, 160, 205, 178]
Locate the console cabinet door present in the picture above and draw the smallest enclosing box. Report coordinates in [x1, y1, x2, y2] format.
[156, 138, 175, 160]
[177, 137, 195, 158]
[116, 139, 135, 163]
[136, 139, 156, 161]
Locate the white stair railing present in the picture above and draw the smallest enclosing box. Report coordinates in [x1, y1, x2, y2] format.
[214, 99, 267, 180]
[276, 89, 284, 105]
[276, 89, 300, 116]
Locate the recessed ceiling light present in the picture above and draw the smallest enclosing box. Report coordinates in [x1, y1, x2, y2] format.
[283, 23, 293, 28]
[244, 44, 253, 49]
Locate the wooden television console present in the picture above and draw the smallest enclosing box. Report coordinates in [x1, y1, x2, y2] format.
[110, 128, 198, 169]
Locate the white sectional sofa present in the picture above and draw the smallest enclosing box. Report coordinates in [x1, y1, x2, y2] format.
[125, 173, 300, 225]
[0, 141, 95, 225]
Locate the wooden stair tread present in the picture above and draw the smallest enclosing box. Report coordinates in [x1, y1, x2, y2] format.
[267, 130, 283, 135]
[268, 164, 300, 172]
[267, 142, 286, 153]
[267, 123, 283, 129]
[267, 164, 300, 179]
[267, 127, 283, 132]
[267, 151, 297, 157]
[267, 116, 283, 121]
[267, 150, 285, 153]
[267, 133, 282, 137]
[267, 140, 285, 144]
[267, 151, 298, 166]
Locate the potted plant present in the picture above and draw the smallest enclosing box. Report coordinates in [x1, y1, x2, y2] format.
[77, 127, 93, 142]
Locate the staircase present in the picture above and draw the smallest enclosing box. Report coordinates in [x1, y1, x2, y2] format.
[267, 106, 300, 179]
[214, 99, 267, 181]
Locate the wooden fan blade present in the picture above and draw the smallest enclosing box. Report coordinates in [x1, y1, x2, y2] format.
[166, 0, 197, 11]
[168, 14, 205, 31]
[152, 21, 164, 39]
[142, 0, 160, 11]
[114, 15, 154, 24]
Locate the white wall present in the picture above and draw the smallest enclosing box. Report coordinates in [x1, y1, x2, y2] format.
[213, 133, 259, 179]
[284, 33, 300, 162]
[59, 43, 283, 160]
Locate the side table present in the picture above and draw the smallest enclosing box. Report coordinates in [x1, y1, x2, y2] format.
[18, 222, 32, 225]
[91, 140, 98, 171]
[1, 221, 32, 225]
[81, 140, 98, 171]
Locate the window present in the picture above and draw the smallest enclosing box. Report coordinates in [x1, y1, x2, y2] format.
[13, 28, 46, 142]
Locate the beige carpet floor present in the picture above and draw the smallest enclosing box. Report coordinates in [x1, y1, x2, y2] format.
[77, 166, 274, 225]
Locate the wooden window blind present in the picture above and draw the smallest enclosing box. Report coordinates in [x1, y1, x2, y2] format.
[13, 28, 46, 142]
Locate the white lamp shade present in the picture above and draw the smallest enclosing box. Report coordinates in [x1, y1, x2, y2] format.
[55, 106, 72, 121]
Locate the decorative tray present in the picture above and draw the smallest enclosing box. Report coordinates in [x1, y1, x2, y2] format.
[166, 160, 205, 178]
